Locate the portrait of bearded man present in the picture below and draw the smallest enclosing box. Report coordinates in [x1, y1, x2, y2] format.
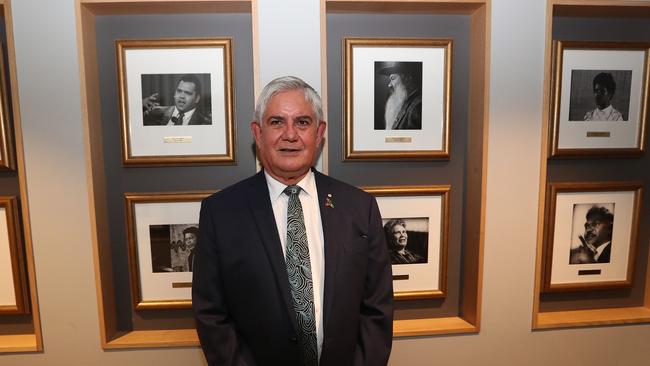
[374, 61, 423, 130]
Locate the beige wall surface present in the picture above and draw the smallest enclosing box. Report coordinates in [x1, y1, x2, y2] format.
[2, 0, 650, 365]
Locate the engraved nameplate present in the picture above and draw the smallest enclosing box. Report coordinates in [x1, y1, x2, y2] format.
[172, 282, 192, 288]
[393, 274, 409, 281]
[164, 136, 193, 143]
[577, 269, 602, 276]
[586, 131, 611, 138]
[385, 137, 412, 143]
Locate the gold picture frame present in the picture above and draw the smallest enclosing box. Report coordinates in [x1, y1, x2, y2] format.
[0, 197, 28, 314]
[117, 38, 235, 166]
[549, 41, 650, 157]
[0, 43, 15, 171]
[344, 38, 452, 160]
[125, 191, 212, 310]
[363, 185, 450, 299]
[542, 182, 642, 292]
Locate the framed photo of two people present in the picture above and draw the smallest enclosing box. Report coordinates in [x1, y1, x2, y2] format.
[125, 192, 211, 310]
[550, 41, 650, 157]
[542, 182, 642, 292]
[344, 38, 452, 160]
[364, 185, 450, 299]
[116, 38, 235, 166]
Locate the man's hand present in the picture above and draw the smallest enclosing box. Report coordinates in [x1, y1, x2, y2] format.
[142, 93, 160, 115]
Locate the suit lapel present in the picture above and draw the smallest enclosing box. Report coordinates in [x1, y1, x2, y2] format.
[246, 171, 297, 330]
[314, 171, 343, 331]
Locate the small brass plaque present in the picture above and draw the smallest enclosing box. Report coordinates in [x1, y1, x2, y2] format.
[385, 137, 412, 143]
[577, 269, 602, 276]
[172, 282, 192, 288]
[393, 274, 409, 281]
[586, 131, 611, 138]
[163, 136, 193, 143]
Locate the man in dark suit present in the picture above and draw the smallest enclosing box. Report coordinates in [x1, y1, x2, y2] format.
[193, 76, 393, 365]
[142, 74, 212, 126]
[569, 205, 613, 264]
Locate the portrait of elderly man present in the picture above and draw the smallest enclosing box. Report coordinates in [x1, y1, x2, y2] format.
[142, 73, 212, 126]
[569, 205, 614, 264]
[583, 72, 624, 121]
[375, 61, 423, 130]
[383, 218, 426, 265]
[193, 76, 393, 366]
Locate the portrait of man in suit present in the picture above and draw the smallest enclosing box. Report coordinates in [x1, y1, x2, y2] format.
[374, 61, 423, 130]
[569, 204, 614, 264]
[142, 73, 212, 126]
[192, 76, 393, 366]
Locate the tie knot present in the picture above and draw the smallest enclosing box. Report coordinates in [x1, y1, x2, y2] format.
[283, 185, 301, 197]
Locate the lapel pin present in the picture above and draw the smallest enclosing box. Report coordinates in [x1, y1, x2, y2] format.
[325, 193, 334, 208]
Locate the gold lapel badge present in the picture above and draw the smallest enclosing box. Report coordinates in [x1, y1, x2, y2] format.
[325, 193, 334, 208]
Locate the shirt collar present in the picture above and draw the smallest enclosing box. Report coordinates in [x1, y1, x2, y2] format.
[173, 107, 196, 119]
[594, 241, 611, 261]
[264, 170, 316, 202]
[597, 105, 614, 113]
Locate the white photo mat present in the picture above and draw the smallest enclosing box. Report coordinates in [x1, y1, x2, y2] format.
[375, 194, 444, 296]
[133, 200, 201, 304]
[550, 190, 636, 286]
[557, 46, 647, 150]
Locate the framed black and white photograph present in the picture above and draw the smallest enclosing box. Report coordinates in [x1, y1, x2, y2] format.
[125, 192, 211, 310]
[364, 185, 450, 299]
[0, 197, 29, 314]
[117, 38, 234, 165]
[550, 41, 650, 157]
[345, 38, 452, 160]
[543, 182, 642, 292]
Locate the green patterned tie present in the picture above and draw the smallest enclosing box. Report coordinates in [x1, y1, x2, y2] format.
[284, 185, 318, 366]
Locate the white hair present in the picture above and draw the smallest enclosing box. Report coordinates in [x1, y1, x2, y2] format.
[254, 76, 323, 122]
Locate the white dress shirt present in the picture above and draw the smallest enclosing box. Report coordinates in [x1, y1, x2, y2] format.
[166, 107, 196, 125]
[265, 170, 325, 357]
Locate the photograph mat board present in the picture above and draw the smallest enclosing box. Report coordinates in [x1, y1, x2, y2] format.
[551, 191, 635, 285]
[375, 195, 442, 293]
[558, 48, 646, 149]
[134, 201, 201, 301]
[352, 46, 446, 152]
[125, 47, 227, 157]
[0, 207, 16, 306]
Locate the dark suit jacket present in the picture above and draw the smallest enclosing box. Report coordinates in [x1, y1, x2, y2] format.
[596, 243, 611, 263]
[192, 170, 393, 366]
[143, 106, 211, 126]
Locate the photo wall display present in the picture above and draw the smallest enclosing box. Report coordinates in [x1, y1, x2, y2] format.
[344, 38, 452, 160]
[364, 185, 450, 299]
[549, 41, 650, 157]
[542, 182, 643, 292]
[116, 38, 235, 166]
[125, 192, 212, 310]
[0, 196, 28, 315]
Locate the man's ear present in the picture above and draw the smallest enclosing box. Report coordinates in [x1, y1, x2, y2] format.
[316, 121, 327, 144]
[251, 121, 262, 145]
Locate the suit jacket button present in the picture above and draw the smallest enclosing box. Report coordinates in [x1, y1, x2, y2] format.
[290, 337, 297, 342]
